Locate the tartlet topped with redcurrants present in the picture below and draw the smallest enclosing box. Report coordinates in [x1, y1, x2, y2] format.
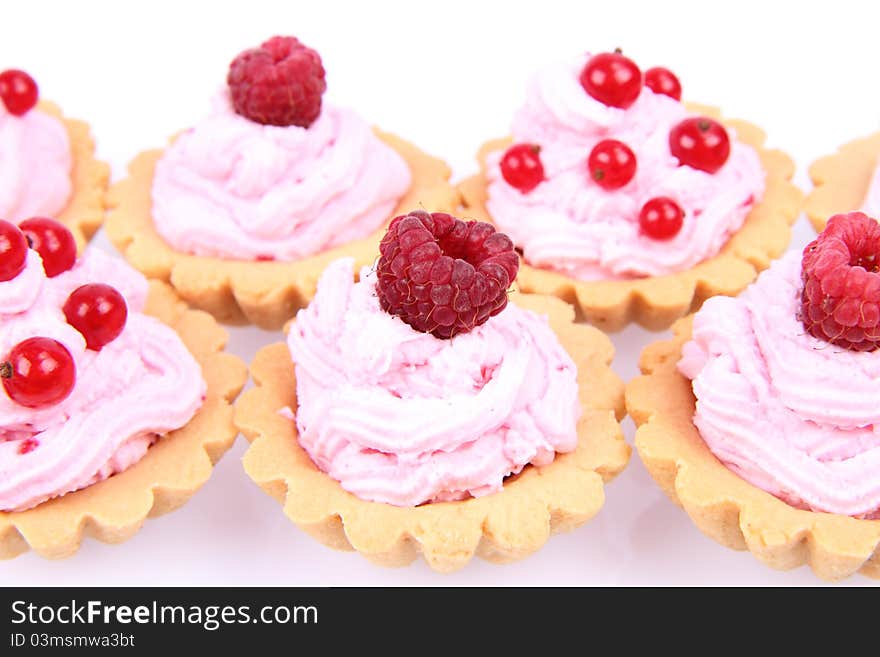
[235, 210, 630, 571]
[628, 211, 880, 580]
[0, 218, 245, 560]
[0, 69, 108, 250]
[106, 35, 459, 330]
[459, 50, 802, 331]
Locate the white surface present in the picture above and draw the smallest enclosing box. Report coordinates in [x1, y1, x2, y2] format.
[2, 0, 879, 586]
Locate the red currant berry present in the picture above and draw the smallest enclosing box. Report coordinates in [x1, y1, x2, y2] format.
[500, 143, 544, 194]
[579, 51, 642, 109]
[63, 284, 128, 351]
[1, 337, 76, 408]
[0, 219, 28, 282]
[669, 117, 730, 174]
[0, 70, 39, 116]
[644, 67, 681, 101]
[19, 217, 76, 278]
[639, 197, 684, 240]
[588, 139, 637, 190]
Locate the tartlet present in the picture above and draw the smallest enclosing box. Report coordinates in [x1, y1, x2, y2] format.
[105, 36, 458, 330]
[805, 132, 880, 233]
[0, 253, 246, 559]
[627, 214, 880, 580]
[627, 316, 880, 581]
[459, 52, 802, 332]
[235, 211, 629, 571]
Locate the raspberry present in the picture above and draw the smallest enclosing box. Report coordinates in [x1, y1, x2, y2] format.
[376, 211, 520, 339]
[800, 212, 880, 352]
[227, 36, 326, 128]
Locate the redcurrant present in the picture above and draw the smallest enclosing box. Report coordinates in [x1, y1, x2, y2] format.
[500, 143, 544, 193]
[0, 220, 28, 282]
[588, 139, 637, 190]
[1, 337, 76, 408]
[579, 51, 642, 109]
[669, 117, 730, 174]
[63, 284, 128, 351]
[0, 70, 38, 116]
[639, 197, 684, 240]
[19, 217, 76, 278]
[644, 67, 681, 101]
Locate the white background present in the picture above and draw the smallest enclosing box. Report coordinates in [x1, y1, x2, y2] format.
[2, 0, 879, 586]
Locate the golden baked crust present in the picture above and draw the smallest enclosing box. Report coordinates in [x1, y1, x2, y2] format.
[105, 130, 459, 329]
[38, 100, 110, 251]
[626, 316, 880, 581]
[457, 104, 803, 332]
[805, 132, 880, 233]
[235, 292, 630, 572]
[0, 281, 247, 559]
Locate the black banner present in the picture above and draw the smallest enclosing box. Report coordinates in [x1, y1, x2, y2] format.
[0, 585, 847, 650]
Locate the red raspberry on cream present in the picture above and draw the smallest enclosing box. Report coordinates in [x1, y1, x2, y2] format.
[376, 211, 519, 339]
[227, 36, 326, 128]
[800, 211, 880, 352]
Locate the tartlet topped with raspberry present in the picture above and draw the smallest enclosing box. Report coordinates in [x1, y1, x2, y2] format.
[106, 36, 458, 329]
[459, 51, 802, 331]
[0, 219, 246, 559]
[235, 212, 630, 570]
[627, 212, 880, 580]
[0, 69, 108, 250]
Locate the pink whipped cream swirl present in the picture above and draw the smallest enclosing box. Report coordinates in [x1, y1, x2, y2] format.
[0, 248, 206, 512]
[151, 93, 412, 261]
[485, 55, 766, 280]
[0, 103, 72, 222]
[678, 252, 880, 518]
[286, 258, 581, 507]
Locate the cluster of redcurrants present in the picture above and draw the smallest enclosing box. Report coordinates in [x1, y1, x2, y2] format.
[499, 51, 732, 241]
[0, 219, 127, 409]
